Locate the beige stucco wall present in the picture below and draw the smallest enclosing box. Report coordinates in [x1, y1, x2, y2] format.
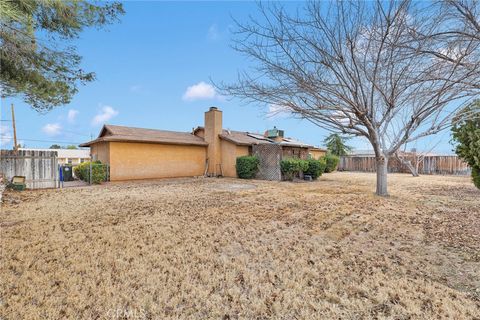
[91, 142, 110, 164]
[310, 149, 327, 159]
[108, 142, 206, 181]
[221, 140, 250, 177]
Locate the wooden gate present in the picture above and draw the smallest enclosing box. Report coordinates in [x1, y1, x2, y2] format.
[1, 150, 58, 189]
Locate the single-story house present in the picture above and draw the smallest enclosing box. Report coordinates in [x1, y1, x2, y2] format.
[80, 107, 326, 181]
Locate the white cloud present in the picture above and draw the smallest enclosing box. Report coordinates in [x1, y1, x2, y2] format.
[267, 104, 290, 118]
[91, 105, 119, 126]
[42, 123, 62, 136]
[67, 109, 79, 123]
[207, 24, 220, 41]
[0, 125, 12, 145]
[182, 81, 220, 101]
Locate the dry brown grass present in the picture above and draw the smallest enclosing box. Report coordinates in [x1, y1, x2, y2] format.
[1, 172, 479, 319]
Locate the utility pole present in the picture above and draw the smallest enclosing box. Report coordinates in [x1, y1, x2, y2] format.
[11, 103, 18, 152]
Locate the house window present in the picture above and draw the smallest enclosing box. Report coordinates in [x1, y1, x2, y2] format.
[80, 159, 85, 163]
[67, 158, 73, 164]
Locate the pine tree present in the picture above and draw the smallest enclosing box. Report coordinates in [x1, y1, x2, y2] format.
[324, 133, 352, 157]
[0, 0, 124, 111]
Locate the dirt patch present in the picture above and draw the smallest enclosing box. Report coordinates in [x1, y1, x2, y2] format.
[1, 173, 479, 319]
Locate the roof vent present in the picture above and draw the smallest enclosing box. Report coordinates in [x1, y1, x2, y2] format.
[209, 106, 218, 111]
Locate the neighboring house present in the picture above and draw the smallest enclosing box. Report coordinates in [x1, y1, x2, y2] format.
[80, 107, 327, 181]
[18, 148, 90, 165]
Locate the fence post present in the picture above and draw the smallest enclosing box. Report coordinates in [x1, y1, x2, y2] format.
[58, 164, 64, 188]
[54, 154, 58, 188]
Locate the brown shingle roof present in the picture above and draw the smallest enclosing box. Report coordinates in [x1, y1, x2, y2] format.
[219, 130, 274, 146]
[79, 124, 208, 147]
[278, 137, 313, 148]
[81, 124, 314, 149]
[219, 130, 313, 148]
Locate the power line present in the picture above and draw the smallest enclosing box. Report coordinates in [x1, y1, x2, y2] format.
[0, 137, 83, 144]
[61, 129, 91, 137]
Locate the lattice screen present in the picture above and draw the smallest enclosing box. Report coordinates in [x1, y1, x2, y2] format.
[252, 144, 282, 181]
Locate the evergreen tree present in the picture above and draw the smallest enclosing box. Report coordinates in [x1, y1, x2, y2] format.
[0, 0, 124, 111]
[324, 133, 352, 157]
[452, 100, 480, 189]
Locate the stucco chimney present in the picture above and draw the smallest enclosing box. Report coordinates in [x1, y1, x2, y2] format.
[204, 107, 222, 176]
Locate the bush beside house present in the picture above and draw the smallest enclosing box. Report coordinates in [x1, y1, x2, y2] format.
[74, 161, 108, 184]
[236, 156, 260, 179]
[324, 154, 340, 173]
[305, 158, 327, 180]
[237, 154, 330, 182]
[280, 158, 309, 181]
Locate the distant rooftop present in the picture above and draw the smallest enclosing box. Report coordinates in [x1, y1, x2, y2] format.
[19, 148, 90, 158]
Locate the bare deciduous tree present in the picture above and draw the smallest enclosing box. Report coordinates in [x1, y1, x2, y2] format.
[394, 140, 442, 177]
[219, 0, 480, 196]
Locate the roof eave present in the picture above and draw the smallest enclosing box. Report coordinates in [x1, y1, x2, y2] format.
[79, 137, 207, 147]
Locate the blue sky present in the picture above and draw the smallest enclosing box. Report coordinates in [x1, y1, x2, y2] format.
[0, 1, 454, 153]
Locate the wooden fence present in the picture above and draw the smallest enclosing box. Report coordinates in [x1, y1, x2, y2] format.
[339, 155, 470, 175]
[1, 150, 58, 189]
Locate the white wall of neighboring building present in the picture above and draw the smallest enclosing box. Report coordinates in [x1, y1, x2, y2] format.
[18, 148, 90, 165]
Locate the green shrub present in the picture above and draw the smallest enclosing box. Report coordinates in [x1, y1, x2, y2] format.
[452, 100, 480, 190]
[74, 161, 108, 184]
[280, 158, 309, 181]
[305, 158, 327, 180]
[236, 156, 260, 179]
[323, 154, 340, 173]
[472, 165, 480, 189]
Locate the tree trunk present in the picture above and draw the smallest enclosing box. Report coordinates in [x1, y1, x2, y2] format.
[395, 153, 419, 177]
[376, 156, 388, 196]
[404, 161, 419, 177]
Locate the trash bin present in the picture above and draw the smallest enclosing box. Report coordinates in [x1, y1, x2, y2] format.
[11, 176, 26, 191]
[62, 165, 74, 181]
